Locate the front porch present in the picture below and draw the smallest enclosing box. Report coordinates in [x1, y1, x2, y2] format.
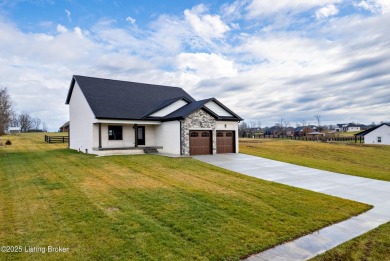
[92, 120, 163, 155]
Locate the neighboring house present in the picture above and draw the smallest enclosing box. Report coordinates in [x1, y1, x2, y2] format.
[355, 123, 390, 145]
[293, 126, 313, 136]
[8, 127, 21, 134]
[286, 127, 295, 136]
[59, 121, 70, 132]
[336, 123, 367, 132]
[65, 75, 243, 156]
[263, 126, 279, 135]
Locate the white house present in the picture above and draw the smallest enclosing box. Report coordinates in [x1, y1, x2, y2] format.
[355, 123, 390, 145]
[336, 123, 368, 132]
[7, 127, 21, 134]
[65, 75, 243, 156]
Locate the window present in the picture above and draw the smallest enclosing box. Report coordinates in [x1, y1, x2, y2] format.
[202, 132, 210, 137]
[108, 126, 123, 140]
[190, 132, 199, 137]
[226, 132, 233, 137]
[377, 136, 382, 143]
[217, 132, 223, 137]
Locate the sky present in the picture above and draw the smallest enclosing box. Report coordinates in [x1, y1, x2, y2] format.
[0, 0, 389, 131]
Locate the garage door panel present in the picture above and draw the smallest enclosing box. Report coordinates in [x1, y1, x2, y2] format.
[190, 131, 212, 155]
[217, 131, 235, 153]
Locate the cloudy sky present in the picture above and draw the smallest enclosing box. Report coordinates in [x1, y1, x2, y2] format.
[0, 0, 389, 130]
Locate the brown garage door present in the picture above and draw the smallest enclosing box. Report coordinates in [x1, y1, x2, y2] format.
[190, 131, 212, 155]
[217, 131, 235, 153]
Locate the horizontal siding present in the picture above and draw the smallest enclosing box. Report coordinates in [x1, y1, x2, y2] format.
[150, 99, 188, 117]
[205, 101, 233, 117]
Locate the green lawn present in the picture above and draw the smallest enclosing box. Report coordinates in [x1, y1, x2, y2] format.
[0, 133, 370, 260]
[312, 222, 390, 261]
[240, 138, 390, 181]
[240, 138, 390, 260]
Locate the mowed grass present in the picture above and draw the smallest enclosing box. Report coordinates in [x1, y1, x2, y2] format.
[0, 133, 370, 260]
[312, 222, 390, 261]
[240, 138, 390, 181]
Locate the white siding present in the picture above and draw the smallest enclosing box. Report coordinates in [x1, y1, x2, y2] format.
[364, 125, 390, 145]
[205, 101, 233, 117]
[155, 121, 181, 155]
[150, 99, 188, 117]
[69, 82, 95, 153]
[216, 121, 239, 153]
[99, 124, 135, 148]
[97, 124, 158, 148]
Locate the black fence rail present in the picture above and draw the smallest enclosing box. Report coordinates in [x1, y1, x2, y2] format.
[244, 134, 362, 142]
[45, 135, 69, 143]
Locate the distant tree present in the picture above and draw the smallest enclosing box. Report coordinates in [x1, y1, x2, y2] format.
[239, 121, 248, 138]
[0, 88, 14, 135]
[42, 122, 48, 132]
[275, 118, 289, 135]
[32, 117, 42, 130]
[314, 114, 323, 131]
[18, 112, 33, 132]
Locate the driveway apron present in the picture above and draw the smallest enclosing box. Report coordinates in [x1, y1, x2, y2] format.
[194, 153, 390, 261]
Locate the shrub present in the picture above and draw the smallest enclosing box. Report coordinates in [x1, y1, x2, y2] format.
[5, 140, 12, 145]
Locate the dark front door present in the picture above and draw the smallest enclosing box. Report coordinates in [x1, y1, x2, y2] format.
[137, 126, 145, 145]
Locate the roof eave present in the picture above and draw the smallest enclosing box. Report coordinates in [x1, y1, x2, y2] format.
[65, 76, 76, 104]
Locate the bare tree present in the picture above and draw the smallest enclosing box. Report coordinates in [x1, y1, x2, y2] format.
[314, 114, 322, 131]
[32, 117, 41, 130]
[18, 112, 33, 132]
[0, 88, 15, 135]
[275, 118, 289, 135]
[42, 122, 48, 132]
[239, 121, 248, 138]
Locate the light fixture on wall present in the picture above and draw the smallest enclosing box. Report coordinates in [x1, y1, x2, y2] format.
[225, 124, 227, 128]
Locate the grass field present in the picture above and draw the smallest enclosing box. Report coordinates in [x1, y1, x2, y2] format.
[0, 133, 370, 260]
[312, 222, 390, 261]
[240, 138, 390, 260]
[240, 138, 390, 181]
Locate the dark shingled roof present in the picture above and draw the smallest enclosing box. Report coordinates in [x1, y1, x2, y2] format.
[354, 123, 390, 136]
[66, 75, 243, 121]
[66, 75, 195, 120]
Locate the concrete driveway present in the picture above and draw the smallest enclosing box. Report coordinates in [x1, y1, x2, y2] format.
[194, 153, 390, 260]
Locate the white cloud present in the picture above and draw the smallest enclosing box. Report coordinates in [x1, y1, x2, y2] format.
[65, 9, 71, 22]
[184, 5, 230, 40]
[355, 0, 390, 14]
[126, 16, 136, 24]
[177, 52, 237, 82]
[56, 24, 67, 33]
[0, 2, 389, 129]
[246, 0, 341, 18]
[316, 4, 339, 19]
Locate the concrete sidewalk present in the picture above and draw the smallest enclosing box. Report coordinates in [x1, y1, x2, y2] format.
[194, 154, 390, 261]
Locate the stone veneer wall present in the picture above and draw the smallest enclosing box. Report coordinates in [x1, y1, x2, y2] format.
[181, 109, 216, 156]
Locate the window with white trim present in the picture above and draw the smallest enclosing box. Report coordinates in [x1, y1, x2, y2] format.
[377, 136, 382, 143]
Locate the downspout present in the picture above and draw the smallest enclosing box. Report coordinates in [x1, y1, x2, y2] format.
[179, 120, 183, 155]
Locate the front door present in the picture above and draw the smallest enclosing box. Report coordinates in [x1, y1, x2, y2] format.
[137, 126, 145, 145]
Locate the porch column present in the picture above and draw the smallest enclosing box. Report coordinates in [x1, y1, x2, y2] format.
[98, 123, 102, 149]
[134, 124, 138, 147]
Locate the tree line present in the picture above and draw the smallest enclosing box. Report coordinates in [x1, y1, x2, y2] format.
[0, 88, 47, 135]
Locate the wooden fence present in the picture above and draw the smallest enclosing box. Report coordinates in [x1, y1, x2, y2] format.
[44, 135, 69, 143]
[245, 134, 362, 143]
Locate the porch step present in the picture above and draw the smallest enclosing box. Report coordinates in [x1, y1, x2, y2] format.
[144, 148, 159, 154]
